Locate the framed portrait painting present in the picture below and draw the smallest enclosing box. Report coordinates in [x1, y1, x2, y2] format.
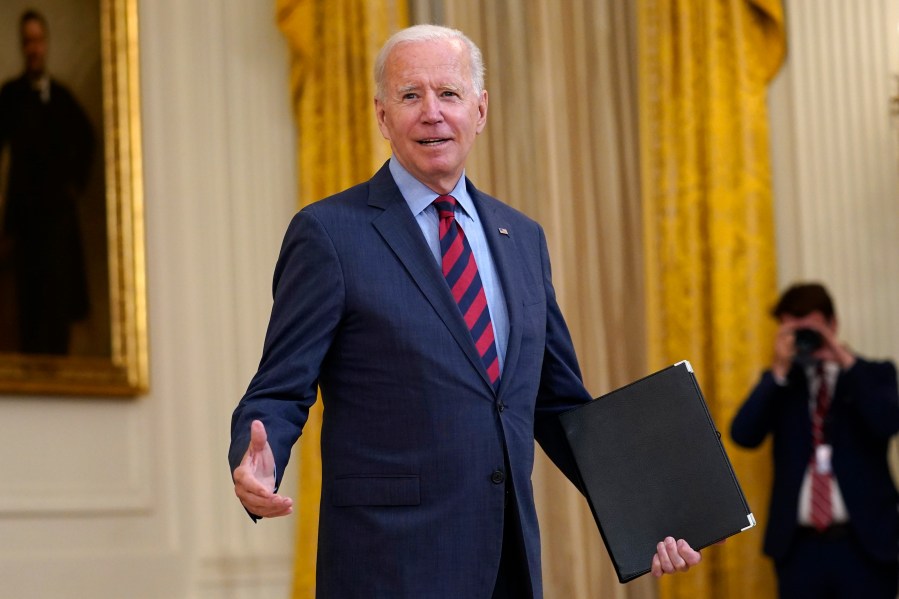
[0, 0, 148, 395]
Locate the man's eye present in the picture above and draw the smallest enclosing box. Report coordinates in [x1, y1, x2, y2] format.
[402, 93, 418, 100]
[441, 91, 458, 97]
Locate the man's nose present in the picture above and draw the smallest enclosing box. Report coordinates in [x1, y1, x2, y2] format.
[420, 93, 443, 122]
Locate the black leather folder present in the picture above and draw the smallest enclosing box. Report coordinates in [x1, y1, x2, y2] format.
[558, 360, 755, 583]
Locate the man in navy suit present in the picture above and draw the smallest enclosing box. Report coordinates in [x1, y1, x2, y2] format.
[731, 283, 899, 598]
[230, 24, 702, 598]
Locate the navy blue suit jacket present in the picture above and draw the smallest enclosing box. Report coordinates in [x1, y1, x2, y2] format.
[731, 358, 899, 563]
[229, 163, 592, 597]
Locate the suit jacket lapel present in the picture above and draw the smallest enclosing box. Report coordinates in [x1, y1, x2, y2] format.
[368, 165, 495, 391]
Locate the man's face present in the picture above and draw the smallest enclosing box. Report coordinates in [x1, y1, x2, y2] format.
[21, 18, 48, 77]
[375, 38, 488, 194]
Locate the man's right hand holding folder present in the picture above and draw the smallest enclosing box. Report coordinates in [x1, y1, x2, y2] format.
[651, 537, 703, 577]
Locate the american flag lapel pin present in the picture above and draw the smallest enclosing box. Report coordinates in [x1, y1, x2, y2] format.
[498, 227, 509, 236]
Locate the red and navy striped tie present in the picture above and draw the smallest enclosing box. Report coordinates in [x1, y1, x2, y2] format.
[434, 195, 500, 389]
[810, 362, 832, 531]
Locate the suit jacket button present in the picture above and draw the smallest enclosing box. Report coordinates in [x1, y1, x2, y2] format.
[497, 402, 505, 412]
[491, 470, 505, 484]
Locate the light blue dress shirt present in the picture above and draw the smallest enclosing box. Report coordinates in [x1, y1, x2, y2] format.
[389, 157, 509, 373]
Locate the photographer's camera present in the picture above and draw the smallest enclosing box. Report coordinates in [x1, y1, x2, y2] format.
[794, 328, 823, 365]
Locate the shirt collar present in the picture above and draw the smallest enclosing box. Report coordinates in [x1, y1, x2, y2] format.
[29, 73, 51, 103]
[805, 360, 840, 380]
[389, 157, 476, 220]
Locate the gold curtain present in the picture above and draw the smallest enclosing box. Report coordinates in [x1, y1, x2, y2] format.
[274, 1, 408, 597]
[638, 1, 785, 598]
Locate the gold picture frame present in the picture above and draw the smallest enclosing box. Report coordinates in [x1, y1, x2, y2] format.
[0, 0, 147, 396]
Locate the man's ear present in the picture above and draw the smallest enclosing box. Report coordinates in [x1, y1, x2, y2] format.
[374, 97, 390, 140]
[475, 90, 488, 134]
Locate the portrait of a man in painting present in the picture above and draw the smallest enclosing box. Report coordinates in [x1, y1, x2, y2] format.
[0, 6, 108, 357]
[0, 0, 146, 396]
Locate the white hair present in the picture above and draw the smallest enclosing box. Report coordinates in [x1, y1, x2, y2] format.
[374, 24, 485, 101]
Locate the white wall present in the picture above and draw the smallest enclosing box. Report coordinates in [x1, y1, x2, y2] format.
[0, 2, 299, 597]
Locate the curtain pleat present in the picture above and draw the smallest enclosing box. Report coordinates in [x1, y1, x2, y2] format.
[638, 1, 785, 597]
[275, 2, 408, 597]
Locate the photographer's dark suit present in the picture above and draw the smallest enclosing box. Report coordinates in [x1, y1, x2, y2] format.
[731, 358, 899, 597]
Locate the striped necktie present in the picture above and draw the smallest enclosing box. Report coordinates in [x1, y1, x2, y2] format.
[433, 195, 500, 389]
[809, 362, 832, 531]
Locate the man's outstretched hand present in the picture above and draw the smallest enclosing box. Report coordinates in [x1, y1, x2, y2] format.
[650, 537, 703, 578]
[232, 420, 293, 518]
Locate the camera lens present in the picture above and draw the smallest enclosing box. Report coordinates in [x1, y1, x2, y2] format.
[794, 328, 823, 356]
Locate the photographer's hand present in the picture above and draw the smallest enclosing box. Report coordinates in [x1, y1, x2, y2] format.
[772, 322, 796, 380]
[813, 324, 856, 370]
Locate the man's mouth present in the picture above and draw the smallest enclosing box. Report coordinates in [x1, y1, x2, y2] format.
[418, 138, 450, 146]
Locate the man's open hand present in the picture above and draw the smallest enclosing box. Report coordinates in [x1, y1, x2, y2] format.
[232, 420, 293, 518]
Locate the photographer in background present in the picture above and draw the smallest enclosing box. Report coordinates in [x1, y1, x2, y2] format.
[731, 282, 899, 599]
